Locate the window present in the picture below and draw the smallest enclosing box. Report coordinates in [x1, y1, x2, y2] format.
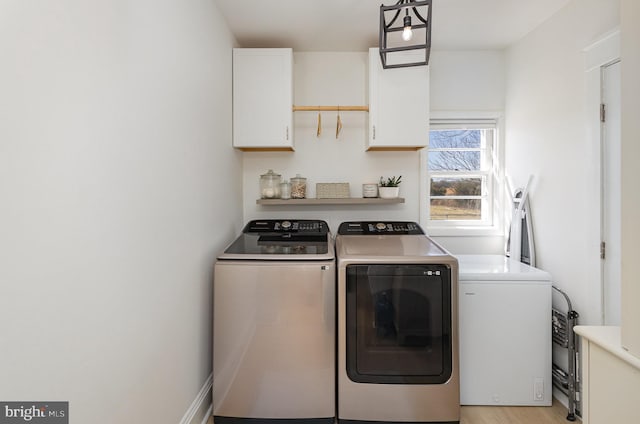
[423, 117, 500, 233]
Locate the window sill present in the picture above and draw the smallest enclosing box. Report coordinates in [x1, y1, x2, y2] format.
[424, 225, 503, 237]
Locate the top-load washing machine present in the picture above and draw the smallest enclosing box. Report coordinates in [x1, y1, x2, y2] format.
[213, 219, 335, 424]
[336, 221, 460, 424]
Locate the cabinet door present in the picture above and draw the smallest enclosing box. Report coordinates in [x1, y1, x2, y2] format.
[368, 48, 429, 150]
[233, 48, 293, 150]
[582, 339, 640, 424]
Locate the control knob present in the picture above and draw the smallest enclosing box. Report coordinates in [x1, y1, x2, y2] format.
[281, 220, 292, 230]
[375, 222, 387, 231]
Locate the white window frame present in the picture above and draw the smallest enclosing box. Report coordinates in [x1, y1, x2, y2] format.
[420, 111, 504, 236]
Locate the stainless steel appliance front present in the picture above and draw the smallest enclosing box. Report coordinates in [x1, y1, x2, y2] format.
[336, 221, 460, 424]
[213, 220, 335, 424]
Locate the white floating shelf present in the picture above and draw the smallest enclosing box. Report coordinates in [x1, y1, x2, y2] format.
[256, 197, 405, 206]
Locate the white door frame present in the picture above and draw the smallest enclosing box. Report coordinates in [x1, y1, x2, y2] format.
[583, 28, 620, 325]
[600, 59, 621, 325]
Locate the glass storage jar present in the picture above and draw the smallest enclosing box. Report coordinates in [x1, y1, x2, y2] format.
[280, 180, 291, 200]
[260, 169, 282, 199]
[290, 174, 307, 199]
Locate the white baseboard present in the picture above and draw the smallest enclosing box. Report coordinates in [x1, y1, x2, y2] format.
[180, 373, 213, 424]
[553, 388, 569, 408]
[200, 404, 213, 424]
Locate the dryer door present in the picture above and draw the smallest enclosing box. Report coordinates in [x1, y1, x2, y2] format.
[346, 264, 452, 384]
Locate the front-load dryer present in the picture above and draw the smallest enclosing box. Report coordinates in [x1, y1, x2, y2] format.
[336, 221, 460, 424]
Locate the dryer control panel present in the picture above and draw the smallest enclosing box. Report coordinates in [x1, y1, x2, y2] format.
[338, 221, 424, 235]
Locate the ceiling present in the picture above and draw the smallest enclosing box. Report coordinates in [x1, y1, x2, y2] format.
[214, 0, 572, 51]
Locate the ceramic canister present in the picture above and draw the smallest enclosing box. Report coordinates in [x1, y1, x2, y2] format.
[362, 183, 378, 198]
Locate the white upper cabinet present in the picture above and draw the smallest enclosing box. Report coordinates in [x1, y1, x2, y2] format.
[368, 48, 429, 150]
[233, 48, 293, 150]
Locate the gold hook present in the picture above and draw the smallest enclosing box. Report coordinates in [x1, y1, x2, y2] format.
[336, 105, 343, 139]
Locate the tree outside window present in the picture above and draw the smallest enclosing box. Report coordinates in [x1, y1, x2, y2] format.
[426, 122, 497, 227]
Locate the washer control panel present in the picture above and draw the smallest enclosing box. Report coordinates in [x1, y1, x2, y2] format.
[337, 221, 424, 235]
[244, 219, 328, 234]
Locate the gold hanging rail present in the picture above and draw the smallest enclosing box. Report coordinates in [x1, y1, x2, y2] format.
[292, 105, 369, 112]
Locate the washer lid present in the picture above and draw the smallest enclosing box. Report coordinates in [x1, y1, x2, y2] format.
[218, 219, 334, 261]
[457, 254, 551, 281]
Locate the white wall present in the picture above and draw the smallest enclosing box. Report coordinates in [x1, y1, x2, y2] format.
[243, 52, 421, 232]
[0, 1, 241, 423]
[242, 50, 506, 255]
[620, 0, 640, 357]
[429, 50, 505, 253]
[505, 0, 619, 326]
[430, 50, 505, 112]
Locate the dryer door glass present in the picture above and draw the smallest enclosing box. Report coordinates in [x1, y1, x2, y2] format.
[346, 264, 452, 384]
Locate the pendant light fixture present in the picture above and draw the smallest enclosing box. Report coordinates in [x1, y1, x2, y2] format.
[379, 0, 432, 69]
[402, 11, 413, 41]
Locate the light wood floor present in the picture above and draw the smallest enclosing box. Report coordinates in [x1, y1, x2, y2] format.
[460, 399, 574, 423]
[207, 398, 575, 424]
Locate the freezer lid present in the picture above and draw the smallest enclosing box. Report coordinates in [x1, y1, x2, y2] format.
[456, 254, 552, 282]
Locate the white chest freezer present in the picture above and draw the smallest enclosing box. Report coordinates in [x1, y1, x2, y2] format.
[457, 254, 552, 406]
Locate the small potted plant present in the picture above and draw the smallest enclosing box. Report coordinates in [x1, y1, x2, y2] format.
[378, 176, 402, 199]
